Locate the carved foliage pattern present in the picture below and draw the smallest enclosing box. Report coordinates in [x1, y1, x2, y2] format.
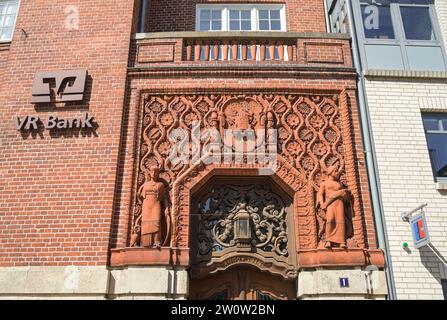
[195, 184, 289, 260]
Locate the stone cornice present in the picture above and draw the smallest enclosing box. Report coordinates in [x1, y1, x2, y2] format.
[127, 64, 357, 80]
[134, 31, 351, 41]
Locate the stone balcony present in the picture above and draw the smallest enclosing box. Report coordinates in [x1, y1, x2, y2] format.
[130, 31, 353, 69]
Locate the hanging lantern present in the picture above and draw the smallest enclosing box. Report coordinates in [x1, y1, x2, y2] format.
[234, 205, 251, 245]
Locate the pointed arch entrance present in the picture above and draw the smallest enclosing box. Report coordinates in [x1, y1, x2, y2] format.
[188, 174, 298, 300]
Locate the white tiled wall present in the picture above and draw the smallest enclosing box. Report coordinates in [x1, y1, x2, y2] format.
[365, 80, 447, 299]
[363, 0, 447, 300]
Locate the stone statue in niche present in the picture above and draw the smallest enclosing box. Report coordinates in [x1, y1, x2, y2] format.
[139, 166, 170, 248]
[316, 165, 353, 249]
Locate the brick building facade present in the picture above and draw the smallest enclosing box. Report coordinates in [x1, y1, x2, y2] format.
[0, 0, 387, 299]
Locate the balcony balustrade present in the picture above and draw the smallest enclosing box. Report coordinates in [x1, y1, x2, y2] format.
[132, 32, 352, 67]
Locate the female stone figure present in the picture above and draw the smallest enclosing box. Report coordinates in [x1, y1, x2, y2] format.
[316, 165, 352, 249]
[140, 166, 168, 247]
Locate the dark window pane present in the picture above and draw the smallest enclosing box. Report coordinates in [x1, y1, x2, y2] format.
[200, 10, 210, 20]
[212, 10, 221, 20]
[211, 20, 222, 30]
[361, 4, 395, 39]
[271, 20, 281, 30]
[241, 21, 251, 31]
[259, 10, 269, 20]
[423, 114, 447, 178]
[423, 117, 439, 131]
[442, 279, 447, 300]
[426, 133, 447, 177]
[230, 21, 239, 31]
[400, 6, 436, 40]
[199, 21, 209, 31]
[241, 10, 251, 20]
[230, 10, 239, 20]
[259, 20, 269, 30]
[442, 120, 447, 131]
[270, 10, 281, 20]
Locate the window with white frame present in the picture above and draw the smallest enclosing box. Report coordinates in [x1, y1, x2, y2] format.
[0, 0, 19, 42]
[196, 4, 286, 32]
[422, 113, 447, 181]
[351, 0, 446, 71]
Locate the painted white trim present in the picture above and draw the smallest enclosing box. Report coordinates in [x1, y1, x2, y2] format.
[0, 0, 20, 43]
[196, 3, 286, 32]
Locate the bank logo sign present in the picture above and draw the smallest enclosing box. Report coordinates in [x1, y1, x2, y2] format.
[410, 213, 430, 249]
[31, 69, 87, 103]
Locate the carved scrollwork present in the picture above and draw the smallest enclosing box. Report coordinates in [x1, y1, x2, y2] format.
[195, 184, 289, 258]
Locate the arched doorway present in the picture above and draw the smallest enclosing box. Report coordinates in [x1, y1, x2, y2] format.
[189, 266, 296, 300]
[188, 177, 297, 300]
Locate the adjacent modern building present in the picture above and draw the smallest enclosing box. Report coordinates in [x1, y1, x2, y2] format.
[327, 0, 447, 299]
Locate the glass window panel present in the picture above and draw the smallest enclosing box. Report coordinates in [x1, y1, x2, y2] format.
[211, 20, 221, 30]
[212, 10, 221, 20]
[4, 14, 15, 27]
[407, 46, 446, 72]
[230, 10, 239, 20]
[423, 114, 447, 178]
[365, 44, 404, 69]
[0, 15, 4, 27]
[229, 20, 239, 31]
[6, 3, 17, 15]
[400, 6, 436, 40]
[259, 10, 269, 20]
[423, 117, 440, 131]
[241, 10, 251, 20]
[271, 20, 281, 30]
[0, 4, 5, 15]
[200, 10, 210, 20]
[425, 133, 447, 177]
[0, 27, 11, 41]
[442, 120, 447, 131]
[241, 21, 251, 31]
[270, 10, 281, 20]
[259, 20, 269, 31]
[361, 4, 395, 39]
[199, 21, 209, 31]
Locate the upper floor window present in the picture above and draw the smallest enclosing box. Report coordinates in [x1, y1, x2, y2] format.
[0, 0, 19, 42]
[422, 113, 447, 181]
[353, 0, 446, 71]
[196, 4, 286, 32]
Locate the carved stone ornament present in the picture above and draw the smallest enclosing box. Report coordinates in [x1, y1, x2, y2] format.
[195, 184, 289, 258]
[130, 93, 366, 255]
[316, 164, 354, 249]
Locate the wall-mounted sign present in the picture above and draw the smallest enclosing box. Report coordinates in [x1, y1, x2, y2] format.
[410, 212, 430, 249]
[15, 113, 96, 130]
[339, 278, 349, 288]
[31, 69, 87, 103]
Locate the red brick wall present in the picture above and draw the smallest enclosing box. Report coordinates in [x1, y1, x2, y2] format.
[146, 0, 327, 33]
[0, 1, 136, 266]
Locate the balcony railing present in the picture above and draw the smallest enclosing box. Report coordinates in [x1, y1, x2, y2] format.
[185, 38, 295, 62]
[132, 32, 352, 67]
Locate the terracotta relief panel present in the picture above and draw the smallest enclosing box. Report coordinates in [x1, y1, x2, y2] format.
[128, 92, 368, 261]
